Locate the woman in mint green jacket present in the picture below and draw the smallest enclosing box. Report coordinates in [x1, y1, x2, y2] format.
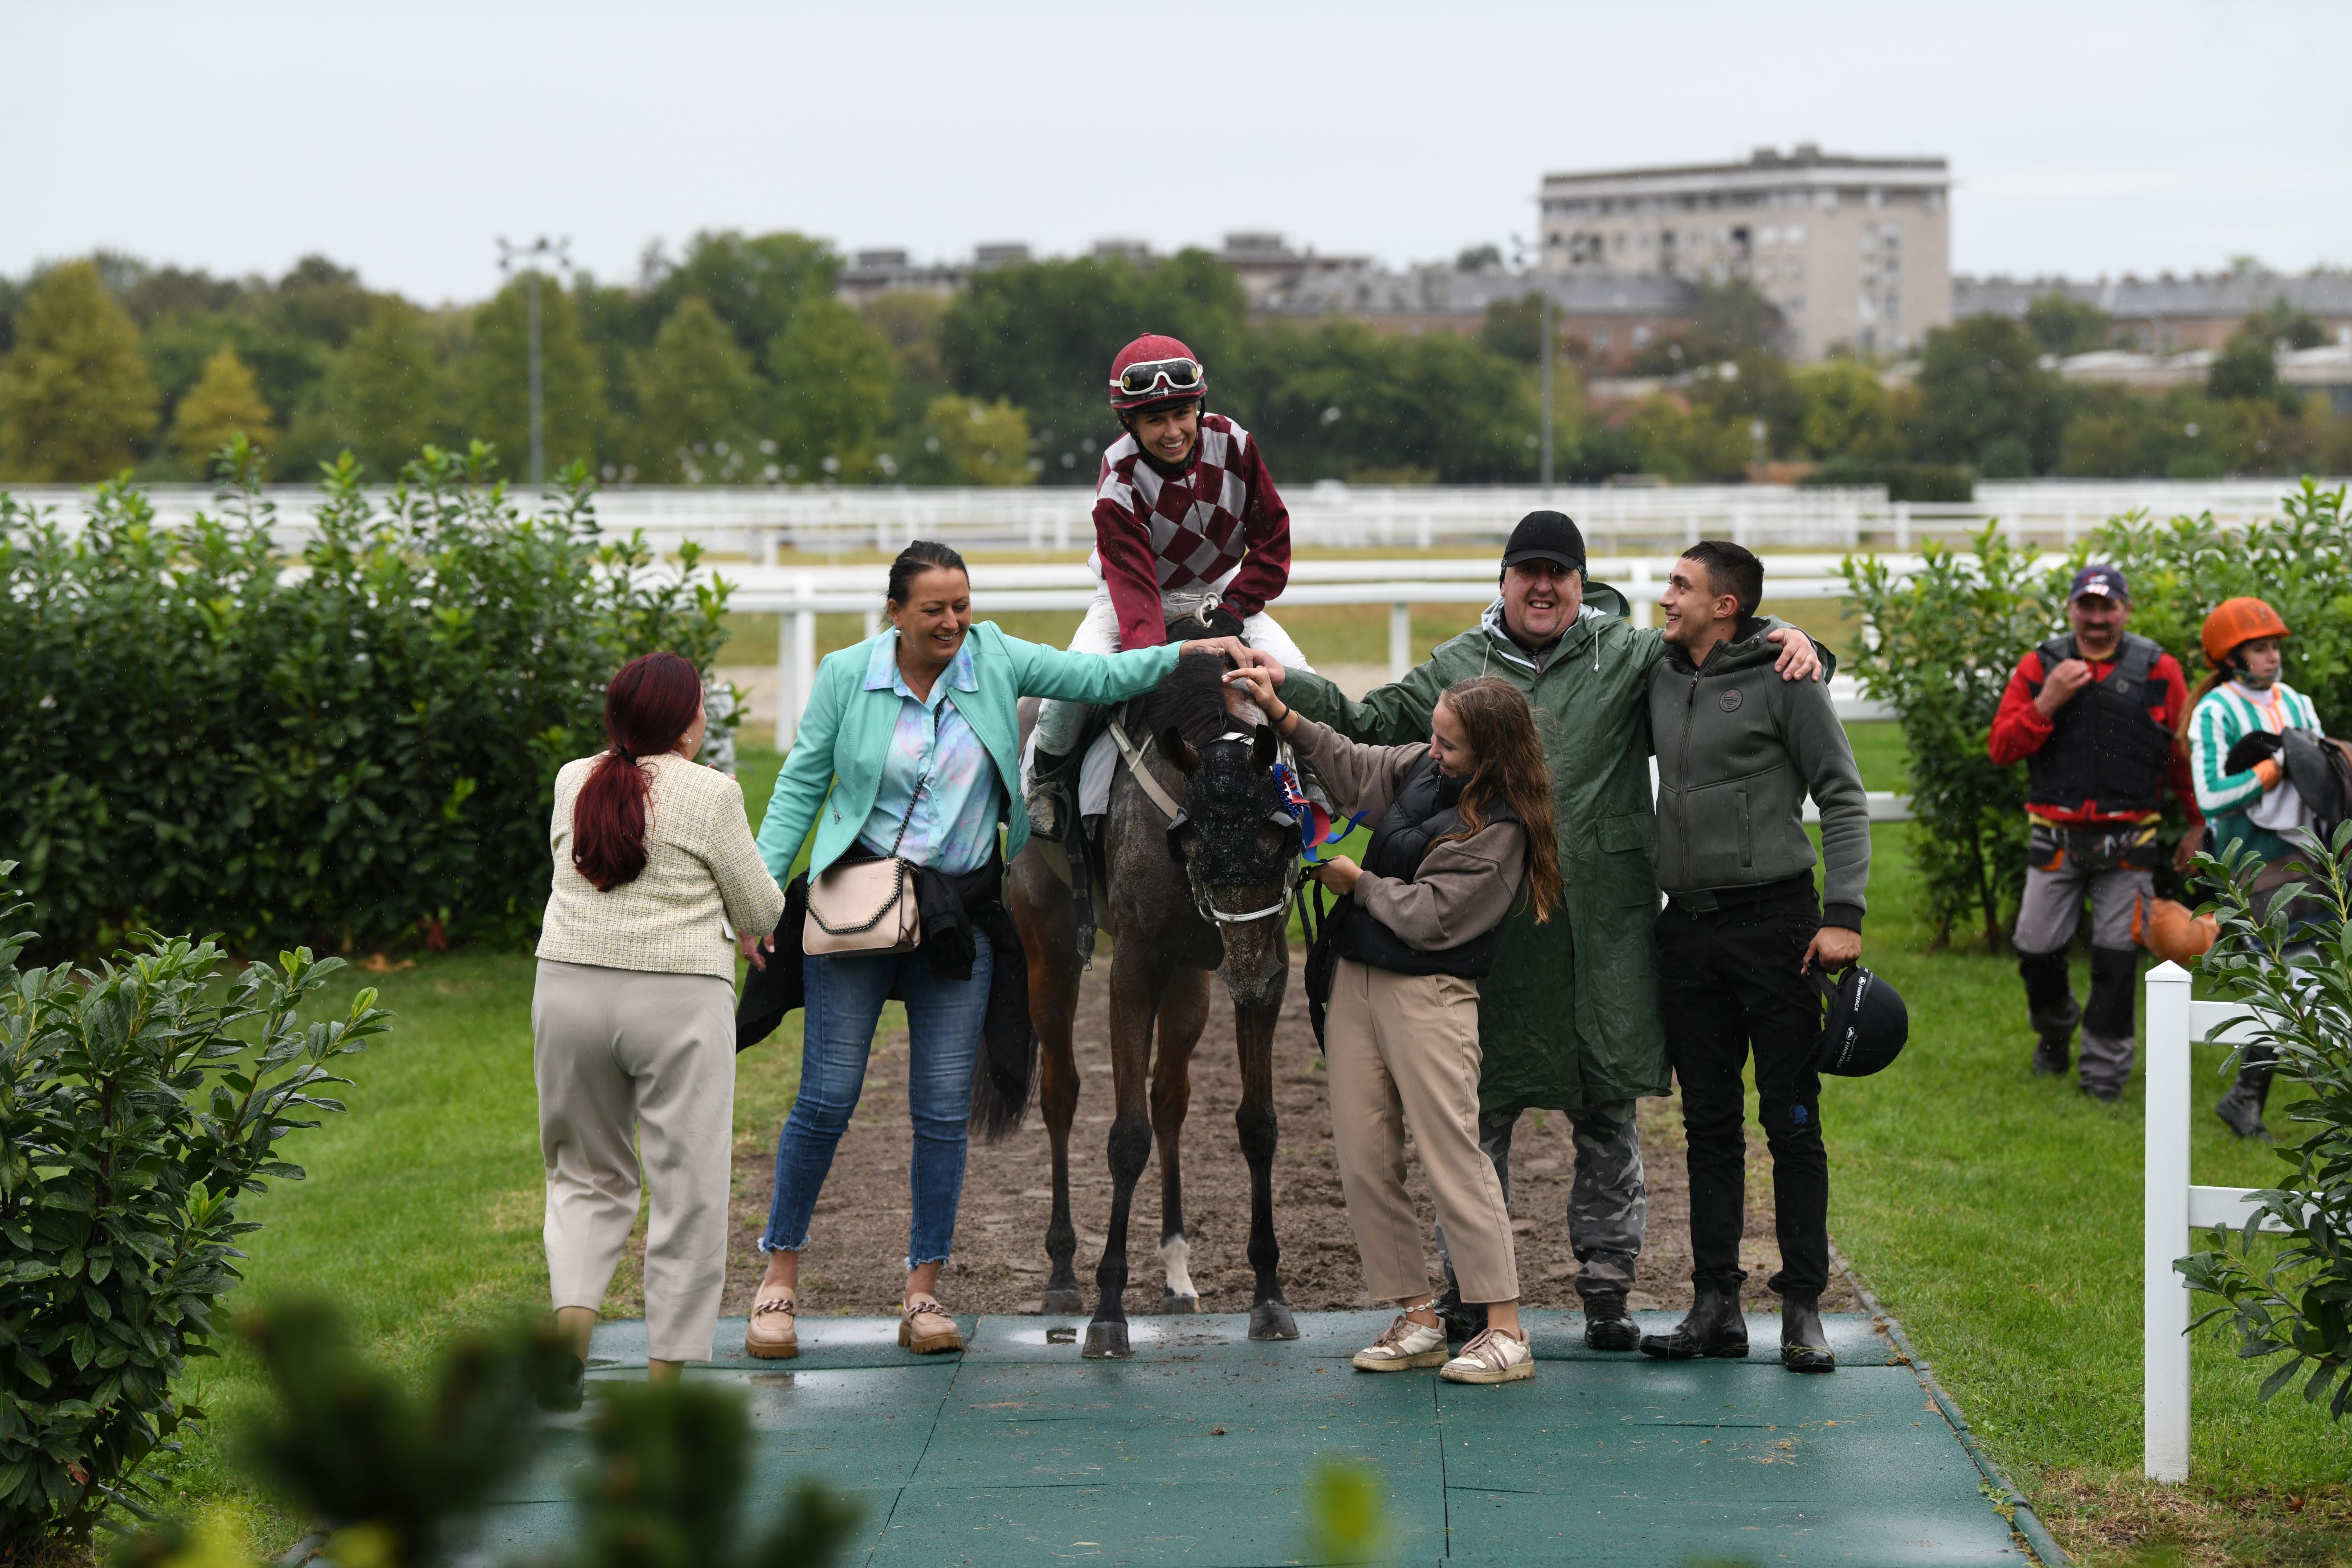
[741, 541, 1247, 1360]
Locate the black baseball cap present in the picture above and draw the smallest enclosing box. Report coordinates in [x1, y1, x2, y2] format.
[2069, 563, 2129, 603]
[1500, 511, 1586, 573]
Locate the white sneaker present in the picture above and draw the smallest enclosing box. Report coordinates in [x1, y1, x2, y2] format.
[1440, 1326, 1534, 1385]
[1351, 1313, 1451, 1372]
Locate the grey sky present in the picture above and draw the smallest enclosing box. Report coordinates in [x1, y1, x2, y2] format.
[10, 1, 2347, 305]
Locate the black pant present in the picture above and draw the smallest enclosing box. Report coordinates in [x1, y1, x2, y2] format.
[1656, 886, 1830, 1298]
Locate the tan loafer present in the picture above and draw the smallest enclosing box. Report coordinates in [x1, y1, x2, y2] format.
[745, 1289, 798, 1359]
[899, 1295, 962, 1355]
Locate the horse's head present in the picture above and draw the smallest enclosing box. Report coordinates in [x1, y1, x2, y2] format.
[1151, 653, 1296, 1008]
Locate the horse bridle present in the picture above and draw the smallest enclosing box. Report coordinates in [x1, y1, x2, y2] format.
[1106, 720, 1301, 929]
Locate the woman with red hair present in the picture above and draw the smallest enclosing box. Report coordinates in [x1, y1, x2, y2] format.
[533, 651, 783, 1406]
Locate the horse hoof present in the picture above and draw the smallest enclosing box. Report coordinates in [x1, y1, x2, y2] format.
[1040, 1288, 1085, 1316]
[1162, 1290, 1199, 1316]
[1248, 1301, 1300, 1341]
[1083, 1320, 1132, 1359]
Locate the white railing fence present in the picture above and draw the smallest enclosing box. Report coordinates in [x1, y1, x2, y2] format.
[6, 479, 2336, 560]
[2142, 963, 2298, 1483]
[721, 557, 1902, 747]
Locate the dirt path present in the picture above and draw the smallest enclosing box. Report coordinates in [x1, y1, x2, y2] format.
[700, 961, 1855, 1322]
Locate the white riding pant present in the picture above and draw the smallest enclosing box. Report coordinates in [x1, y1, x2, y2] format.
[1032, 590, 1314, 757]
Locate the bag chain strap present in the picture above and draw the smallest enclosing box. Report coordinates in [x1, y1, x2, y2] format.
[883, 774, 929, 860]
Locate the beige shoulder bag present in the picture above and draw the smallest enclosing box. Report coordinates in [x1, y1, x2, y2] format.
[803, 776, 925, 956]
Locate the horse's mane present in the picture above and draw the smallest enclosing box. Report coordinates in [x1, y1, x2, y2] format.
[1148, 651, 1242, 751]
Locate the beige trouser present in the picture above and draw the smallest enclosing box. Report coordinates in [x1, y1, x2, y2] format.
[1325, 957, 1520, 1305]
[533, 959, 736, 1363]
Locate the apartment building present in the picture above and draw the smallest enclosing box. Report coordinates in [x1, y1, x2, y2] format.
[1539, 144, 1952, 361]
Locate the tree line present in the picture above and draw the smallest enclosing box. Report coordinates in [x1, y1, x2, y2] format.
[1505, 281, 2352, 487]
[0, 236, 2344, 489]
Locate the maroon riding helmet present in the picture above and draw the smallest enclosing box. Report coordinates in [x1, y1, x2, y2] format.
[1108, 333, 1207, 415]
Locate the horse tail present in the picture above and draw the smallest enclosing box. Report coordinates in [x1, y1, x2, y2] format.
[967, 1016, 1038, 1144]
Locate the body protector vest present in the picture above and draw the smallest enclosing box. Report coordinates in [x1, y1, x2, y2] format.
[2026, 632, 2173, 816]
[1332, 755, 1521, 979]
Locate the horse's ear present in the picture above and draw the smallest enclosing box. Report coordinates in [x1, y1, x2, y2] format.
[1158, 725, 1200, 775]
[1252, 721, 1279, 771]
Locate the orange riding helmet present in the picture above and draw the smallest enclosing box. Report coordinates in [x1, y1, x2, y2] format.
[2200, 597, 2290, 669]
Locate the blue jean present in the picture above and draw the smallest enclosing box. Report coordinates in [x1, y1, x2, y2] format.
[761, 932, 993, 1269]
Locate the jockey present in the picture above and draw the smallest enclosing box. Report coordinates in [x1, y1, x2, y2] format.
[1024, 333, 1314, 840]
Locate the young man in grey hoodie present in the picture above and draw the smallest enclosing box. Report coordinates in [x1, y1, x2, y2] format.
[1637, 541, 1871, 1374]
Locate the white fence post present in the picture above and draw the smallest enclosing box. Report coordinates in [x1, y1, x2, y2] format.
[1389, 601, 1412, 682]
[775, 573, 818, 750]
[1628, 560, 1654, 630]
[785, 597, 804, 752]
[2144, 961, 2194, 1483]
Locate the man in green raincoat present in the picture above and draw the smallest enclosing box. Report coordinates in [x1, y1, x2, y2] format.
[1257, 511, 1823, 1349]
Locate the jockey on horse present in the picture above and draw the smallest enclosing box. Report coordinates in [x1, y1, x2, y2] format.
[1023, 334, 1316, 842]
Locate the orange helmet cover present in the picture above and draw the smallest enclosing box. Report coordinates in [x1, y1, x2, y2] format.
[2200, 597, 2290, 668]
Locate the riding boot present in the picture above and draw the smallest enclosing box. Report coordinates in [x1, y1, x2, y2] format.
[1779, 1292, 1835, 1374]
[2079, 946, 2142, 1101]
[1433, 1281, 1487, 1344]
[2215, 1048, 2276, 1140]
[1582, 1292, 1640, 1353]
[1026, 745, 1080, 844]
[2018, 947, 2079, 1077]
[1639, 1287, 1749, 1360]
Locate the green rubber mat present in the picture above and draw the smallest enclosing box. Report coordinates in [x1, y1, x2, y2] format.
[456, 1310, 2031, 1566]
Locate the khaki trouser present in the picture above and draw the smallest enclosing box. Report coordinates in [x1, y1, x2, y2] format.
[1325, 957, 1520, 1305]
[533, 959, 736, 1363]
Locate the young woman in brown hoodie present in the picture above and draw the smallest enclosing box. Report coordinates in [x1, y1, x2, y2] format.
[1227, 665, 1562, 1384]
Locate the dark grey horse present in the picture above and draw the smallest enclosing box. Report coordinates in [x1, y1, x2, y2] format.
[1009, 653, 1301, 1359]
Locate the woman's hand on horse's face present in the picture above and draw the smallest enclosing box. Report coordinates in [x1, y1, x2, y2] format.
[1313, 856, 1361, 895]
[738, 931, 774, 971]
[1181, 634, 1252, 668]
[1224, 664, 1295, 730]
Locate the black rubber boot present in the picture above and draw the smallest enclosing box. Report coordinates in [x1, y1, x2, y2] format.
[534, 1351, 586, 1414]
[1025, 748, 1079, 844]
[2018, 947, 2078, 1076]
[1582, 1293, 1640, 1353]
[1434, 1283, 1487, 1344]
[1639, 1287, 1749, 1360]
[1779, 1293, 1835, 1374]
[2215, 1052, 2275, 1140]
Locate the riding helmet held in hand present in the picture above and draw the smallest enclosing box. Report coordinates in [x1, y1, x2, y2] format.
[1814, 965, 1908, 1076]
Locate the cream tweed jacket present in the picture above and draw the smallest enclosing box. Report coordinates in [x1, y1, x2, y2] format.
[537, 753, 784, 981]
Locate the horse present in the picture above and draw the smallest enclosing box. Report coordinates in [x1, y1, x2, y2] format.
[1008, 652, 1302, 1359]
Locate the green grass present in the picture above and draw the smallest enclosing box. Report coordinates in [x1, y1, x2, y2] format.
[138, 734, 2352, 1563]
[1828, 819, 2352, 1559]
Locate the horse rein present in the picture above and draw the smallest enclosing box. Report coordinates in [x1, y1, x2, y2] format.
[1105, 719, 1302, 929]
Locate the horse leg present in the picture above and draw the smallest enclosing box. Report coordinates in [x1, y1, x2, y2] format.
[1037, 1016, 1084, 1316]
[1084, 949, 1162, 1359]
[1149, 971, 1210, 1314]
[1235, 999, 1298, 1341]
[1011, 847, 1086, 1316]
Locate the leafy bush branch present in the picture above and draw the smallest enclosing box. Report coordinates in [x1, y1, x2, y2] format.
[0, 864, 391, 1550]
[2177, 831, 2352, 1420]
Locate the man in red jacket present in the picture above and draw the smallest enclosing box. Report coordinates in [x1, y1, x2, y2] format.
[1987, 563, 2201, 1100]
[1025, 333, 1310, 840]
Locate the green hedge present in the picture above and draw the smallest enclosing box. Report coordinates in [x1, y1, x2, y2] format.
[1843, 478, 2350, 949]
[0, 441, 733, 960]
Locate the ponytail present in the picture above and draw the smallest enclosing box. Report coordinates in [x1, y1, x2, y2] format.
[573, 651, 704, 891]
